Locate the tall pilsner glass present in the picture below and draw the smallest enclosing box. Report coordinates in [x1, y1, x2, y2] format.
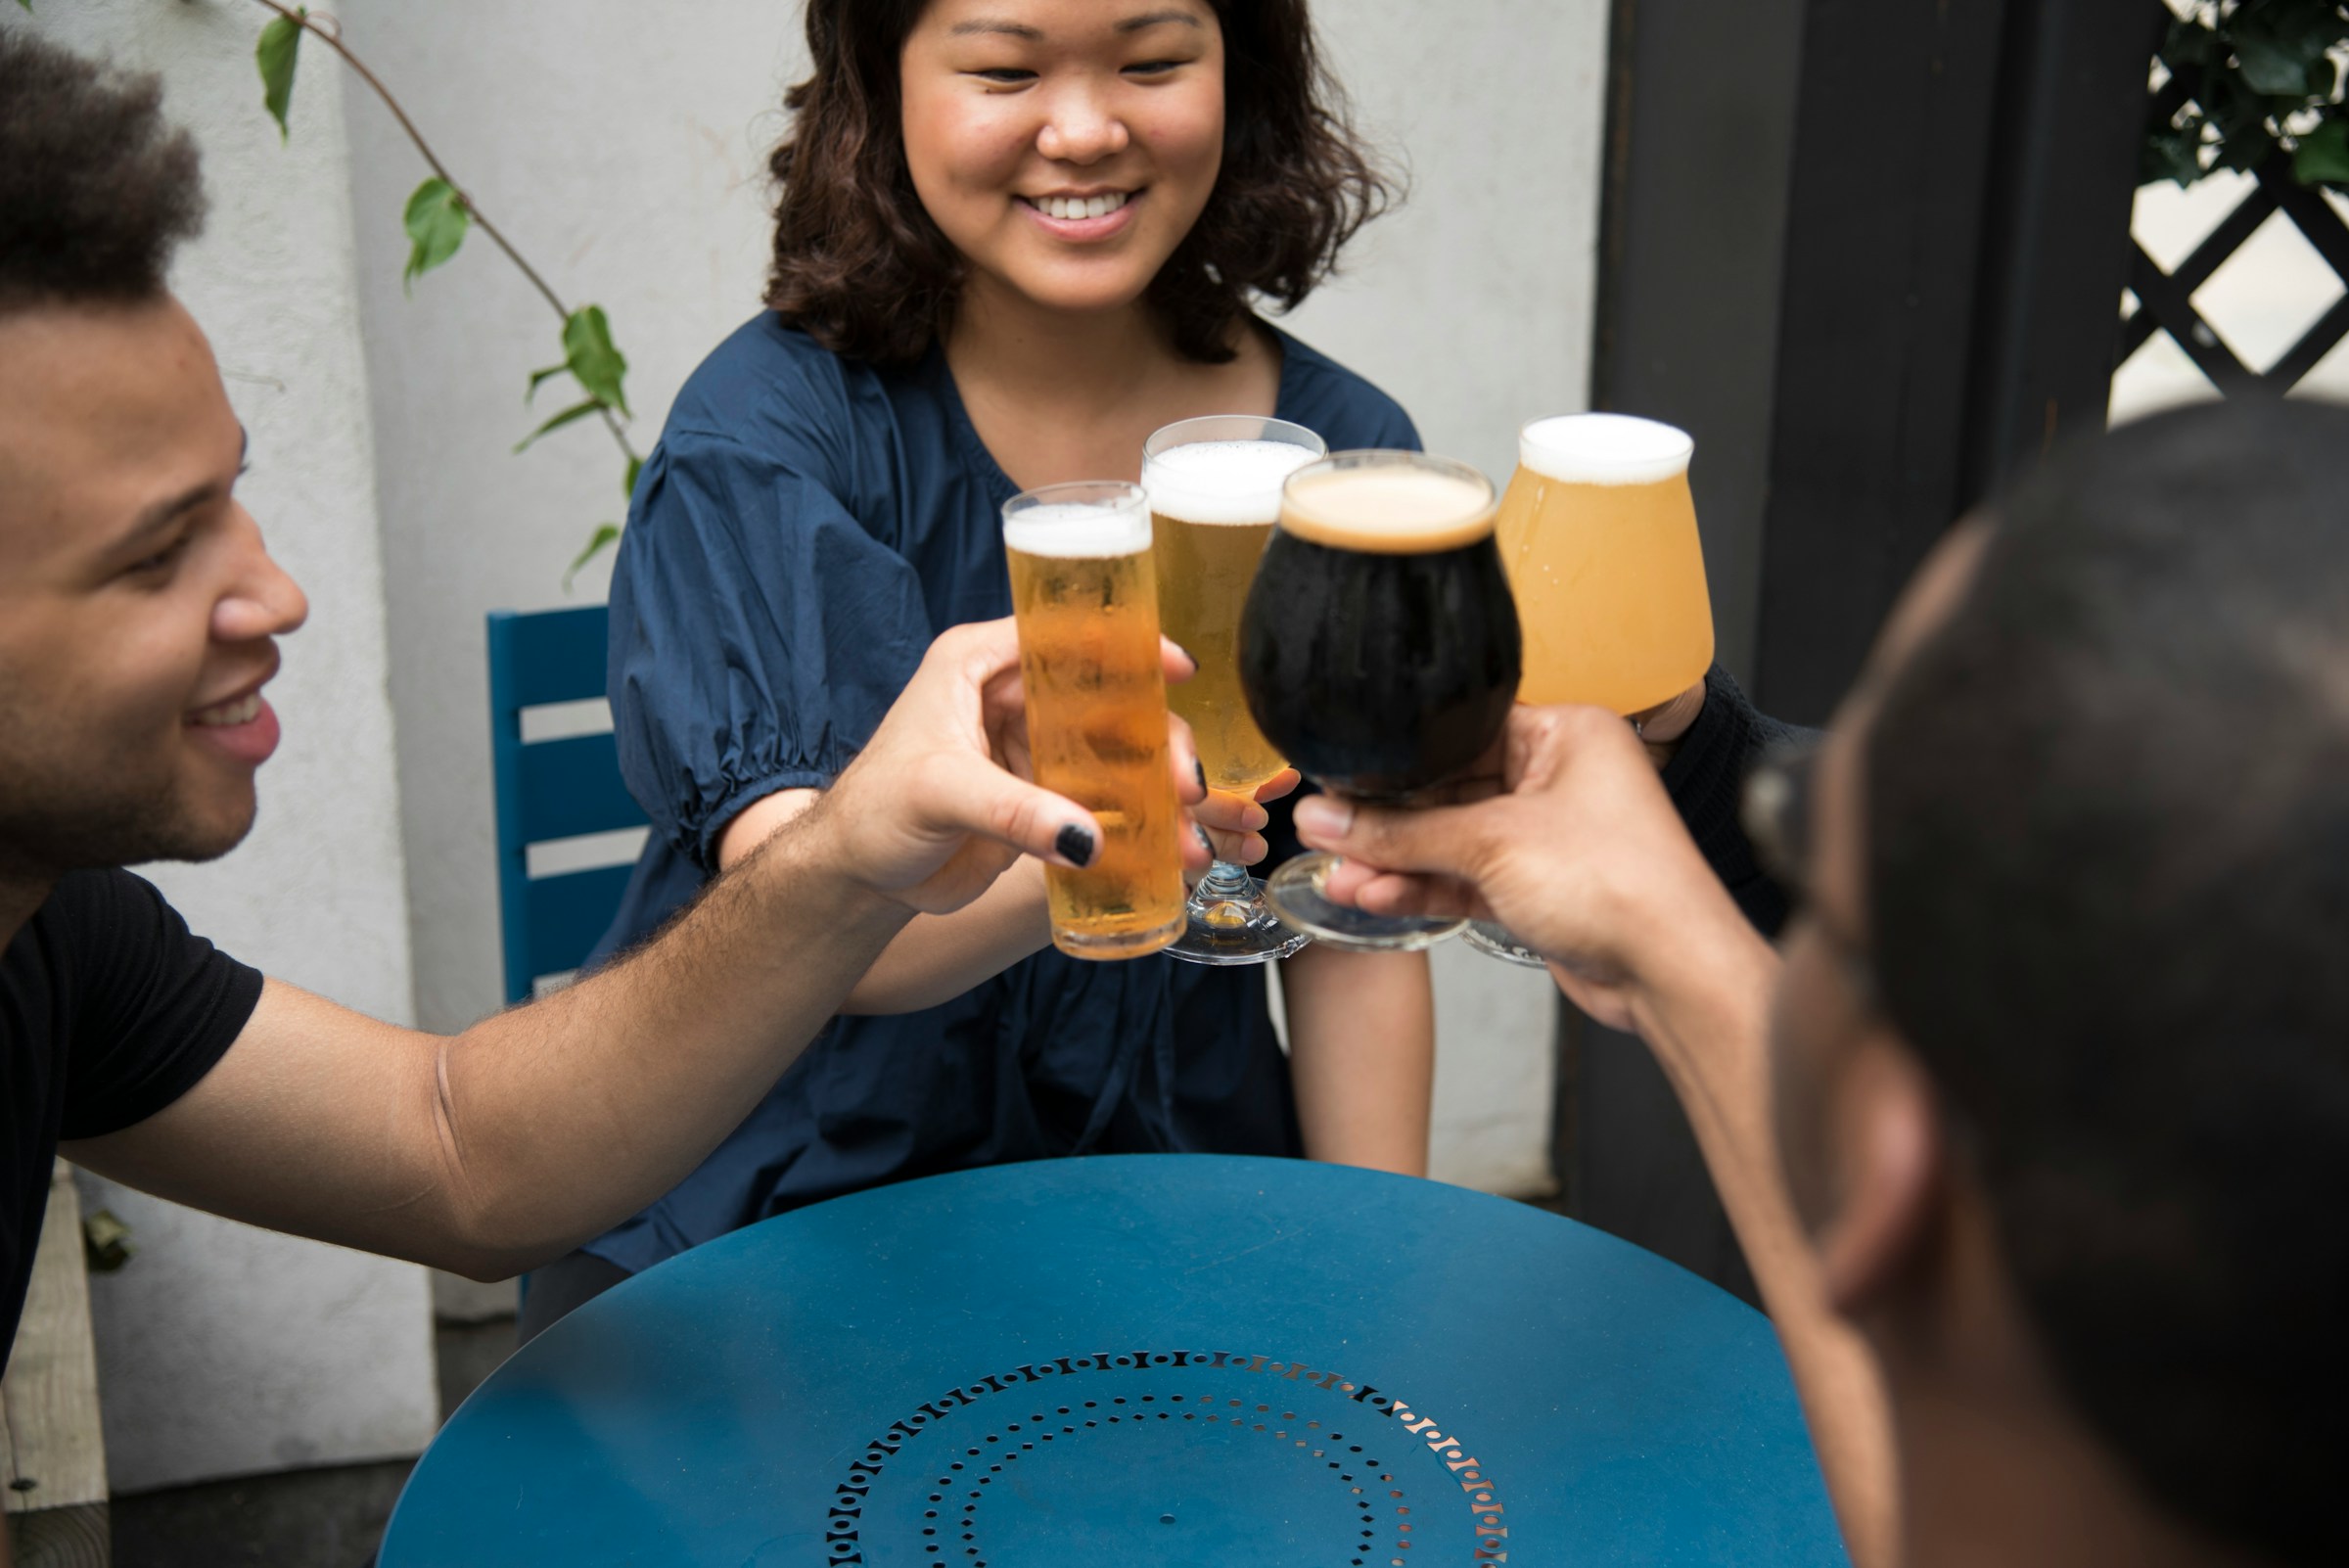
[1144, 415, 1325, 965]
[1003, 483, 1187, 960]
[1467, 413, 1715, 967]
[1237, 451, 1521, 950]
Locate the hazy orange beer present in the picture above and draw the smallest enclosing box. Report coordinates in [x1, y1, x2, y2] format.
[1002, 482, 1186, 960]
[1494, 414, 1714, 715]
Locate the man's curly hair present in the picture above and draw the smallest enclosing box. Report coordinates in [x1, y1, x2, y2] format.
[765, 0, 1393, 366]
[0, 26, 207, 312]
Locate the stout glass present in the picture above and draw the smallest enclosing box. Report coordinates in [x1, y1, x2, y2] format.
[1145, 415, 1325, 965]
[1003, 482, 1187, 960]
[1468, 413, 1715, 967]
[1238, 451, 1520, 950]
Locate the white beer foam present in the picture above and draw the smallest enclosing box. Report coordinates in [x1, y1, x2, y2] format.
[1520, 413, 1693, 485]
[1282, 464, 1497, 552]
[1004, 501, 1151, 558]
[1144, 439, 1319, 525]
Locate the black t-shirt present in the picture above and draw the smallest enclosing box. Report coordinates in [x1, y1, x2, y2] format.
[2, 870, 261, 1353]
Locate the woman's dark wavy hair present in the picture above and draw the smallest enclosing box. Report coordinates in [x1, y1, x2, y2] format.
[764, 0, 1393, 366]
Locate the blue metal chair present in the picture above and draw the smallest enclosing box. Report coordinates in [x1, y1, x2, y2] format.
[485, 606, 648, 1004]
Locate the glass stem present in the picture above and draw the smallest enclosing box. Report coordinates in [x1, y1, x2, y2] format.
[1195, 858, 1252, 902]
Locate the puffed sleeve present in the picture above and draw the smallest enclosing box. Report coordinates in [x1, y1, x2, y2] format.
[606, 427, 932, 873]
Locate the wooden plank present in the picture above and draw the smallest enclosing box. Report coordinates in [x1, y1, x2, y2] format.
[4, 1504, 109, 1568]
[3, 1163, 109, 1524]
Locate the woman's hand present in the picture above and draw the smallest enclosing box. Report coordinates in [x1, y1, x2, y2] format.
[1631, 676, 1707, 769]
[1190, 767, 1300, 867]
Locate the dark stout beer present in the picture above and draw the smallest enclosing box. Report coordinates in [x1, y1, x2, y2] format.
[1239, 452, 1520, 803]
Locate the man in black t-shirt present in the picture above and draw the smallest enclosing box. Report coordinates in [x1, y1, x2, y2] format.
[0, 27, 1229, 1405]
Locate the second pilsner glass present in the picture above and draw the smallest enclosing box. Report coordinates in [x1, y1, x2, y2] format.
[1144, 415, 1326, 966]
[1002, 482, 1187, 960]
[1237, 450, 1521, 950]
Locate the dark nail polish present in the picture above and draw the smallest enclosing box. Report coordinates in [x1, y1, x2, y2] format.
[1055, 823, 1097, 868]
[1193, 757, 1208, 794]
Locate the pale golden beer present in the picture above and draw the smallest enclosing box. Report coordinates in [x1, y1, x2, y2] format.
[1143, 422, 1324, 794]
[1494, 414, 1714, 715]
[1003, 484, 1185, 959]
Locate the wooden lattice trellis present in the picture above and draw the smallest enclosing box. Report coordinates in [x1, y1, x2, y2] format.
[2123, 30, 2349, 393]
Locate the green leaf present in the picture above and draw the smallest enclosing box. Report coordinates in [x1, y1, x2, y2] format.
[564, 524, 622, 590]
[562, 305, 630, 417]
[2294, 117, 2349, 186]
[525, 363, 570, 404]
[2232, 2, 2349, 97]
[256, 8, 305, 143]
[82, 1208, 133, 1273]
[514, 397, 602, 453]
[400, 177, 471, 294]
[622, 454, 643, 500]
[2143, 119, 2210, 188]
[15, 1, 32, 14]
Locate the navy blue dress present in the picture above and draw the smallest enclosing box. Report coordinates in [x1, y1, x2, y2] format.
[584, 313, 1419, 1277]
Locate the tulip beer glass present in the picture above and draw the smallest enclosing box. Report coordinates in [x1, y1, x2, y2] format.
[1144, 415, 1325, 965]
[1237, 451, 1521, 950]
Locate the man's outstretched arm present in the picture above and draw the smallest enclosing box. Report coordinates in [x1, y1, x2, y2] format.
[1294, 706, 1901, 1568]
[64, 621, 1209, 1281]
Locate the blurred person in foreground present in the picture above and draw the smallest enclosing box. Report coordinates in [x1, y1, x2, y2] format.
[1295, 397, 2349, 1568]
[0, 23, 1231, 1436]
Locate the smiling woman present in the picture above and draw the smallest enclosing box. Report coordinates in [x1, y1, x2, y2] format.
[766, 0, 1388, 364]
[535, 0, 1436, 1342]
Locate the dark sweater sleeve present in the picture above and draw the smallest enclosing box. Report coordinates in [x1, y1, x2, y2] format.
[1658, 666, 1815, 939]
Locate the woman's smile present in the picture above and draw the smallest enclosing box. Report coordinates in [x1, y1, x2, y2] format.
[1017, 187, 1143, 240]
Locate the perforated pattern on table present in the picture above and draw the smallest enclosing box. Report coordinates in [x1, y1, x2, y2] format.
[831, 1351, 1506, 1567]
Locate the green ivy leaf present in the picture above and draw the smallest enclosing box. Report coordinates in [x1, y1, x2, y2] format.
[256, 8, 305, 143]
[525, 363, 569, 404]
[2232, 2, 2349, 97]
[514, 398, 603, 453]
[2143, 120, 2210, 189]
[2294, 118, 2349, 187]
[561, 305, 630, 418]
[15, 1, 32, 14]
[400, 177, 470, 294]
[623, 454, 643, 500]
[564, 524, 622, 590]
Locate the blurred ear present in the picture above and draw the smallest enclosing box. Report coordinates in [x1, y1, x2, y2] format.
[1814, 1034, 1946, 1315]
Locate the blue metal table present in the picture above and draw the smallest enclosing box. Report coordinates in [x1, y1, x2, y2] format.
[382, 1155, 1845, 1565]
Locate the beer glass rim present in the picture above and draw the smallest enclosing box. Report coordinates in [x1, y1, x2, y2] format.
[1516, 412, 1693, 485]
[1003, 479, 1149, 517]
[1142, 414, 1327, 463]
[1276, 448, 1497, 554]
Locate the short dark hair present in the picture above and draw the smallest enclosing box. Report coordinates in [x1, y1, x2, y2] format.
[763, 0, 1392, 366]
[0, 26, 207, 312]
[1865, 398, 2349, 1564]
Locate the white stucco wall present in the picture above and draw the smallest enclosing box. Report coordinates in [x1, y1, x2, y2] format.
[343, 0, 1608, 1199]
[16, 0, 437, 1495]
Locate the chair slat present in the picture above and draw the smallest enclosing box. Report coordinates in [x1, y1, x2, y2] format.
[488, 606, 613, 710]
[524, 864, 639, 983]
[516, 734, 646, 844]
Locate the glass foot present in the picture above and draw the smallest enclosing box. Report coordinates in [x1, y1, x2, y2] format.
[1163, 869, 1313, 966]
[1263, 853, 1465, 952]
[1463, 921, 1549, 969]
